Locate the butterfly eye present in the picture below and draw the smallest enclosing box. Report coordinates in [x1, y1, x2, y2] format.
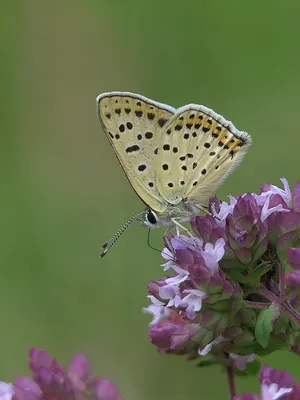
[146, 210, 158, 225]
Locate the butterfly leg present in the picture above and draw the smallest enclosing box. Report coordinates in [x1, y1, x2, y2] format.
[198, 204, 212, 216]
[198, 204, 222, 221]
[171, 218, 203, 251]
[171, 218, 195, 238]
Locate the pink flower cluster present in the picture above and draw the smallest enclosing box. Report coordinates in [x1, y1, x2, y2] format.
[144, 179, 300, 366]
[0, 348, 123, 400]
[235, 365, 300, 400]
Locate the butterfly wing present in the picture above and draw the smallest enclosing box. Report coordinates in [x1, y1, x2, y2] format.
[97, 92, 176, 213]
[156, 104, 251, 206]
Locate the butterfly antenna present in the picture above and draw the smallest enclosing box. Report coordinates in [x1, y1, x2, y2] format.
[101, 211, 146, 257]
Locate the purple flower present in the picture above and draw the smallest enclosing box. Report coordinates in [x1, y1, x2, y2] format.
[291, 182, 300, 212]
[149, 312, 201, 354]
[286, 270, 300, 294]
[144, 234, 239, 357]
[210, 195, 237, 227]
[180, 289, 206, 319]
[13, 377, 42, 400]
[145, 235, 232, 329]
[259, 365, 298, 400]
[68, 353, 91, 392]
[225, 194, 268, 264]
[259, 178, 292, 210]
[95, 379, 123, 400]
[0, 382, 14, 400]
[143, 296, 171, 326]
[229, 354, 255, 371]
[12, 348, 123, 400]
[147, 278, 169, 297]
[287, 248, 300, 269]
[198, 335, 226, 356]
[145, 178, 300, 364]
[202, 239, 226, 272]
[260, 365, 294, 388]
[191, 215, 226, 245]
[28, 348, 73, 398]
[234, 366, 300, 400]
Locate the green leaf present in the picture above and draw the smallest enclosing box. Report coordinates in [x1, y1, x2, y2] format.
[241, 308, 257, 327]
[255, 336, 288, 355]
[208, 299, 230, 311]
[225, 269, 245, 283]
[295, 335, 300, 349]
[255, 303, 280, 348]
[273, 314, 289, 334]
[244, 262, 273, 287]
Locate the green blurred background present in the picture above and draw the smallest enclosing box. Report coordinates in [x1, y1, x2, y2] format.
[2, 1, 300, 399]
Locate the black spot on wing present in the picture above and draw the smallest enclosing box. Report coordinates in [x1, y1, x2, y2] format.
[135, 110, 143, 117]
[126, 145, 140, 153]
[145, 132, 153, 139]
[158, 118, 168, 127]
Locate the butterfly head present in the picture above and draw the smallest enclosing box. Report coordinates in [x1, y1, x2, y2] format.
[101, 209, 165, 257]
[143, 209, 167, 228]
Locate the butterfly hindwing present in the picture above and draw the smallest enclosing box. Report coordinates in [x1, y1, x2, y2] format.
[156, 104, 251, 206]
[97, 92, 176, 213]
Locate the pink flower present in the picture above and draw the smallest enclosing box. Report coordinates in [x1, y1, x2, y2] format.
[13, 348, 123, 400]
[0, 382, 14, 400]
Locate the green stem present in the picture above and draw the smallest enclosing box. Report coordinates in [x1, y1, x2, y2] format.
[278, 262, 286, 302]
[290, 344, 300, 357]
[259, 285, 300, 326]
[244, 300, 270, 309]
[226, 365, 236, 400]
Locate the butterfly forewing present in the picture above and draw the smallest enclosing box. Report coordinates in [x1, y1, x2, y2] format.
[97, 92, 176, 213]
[156, 104, 251, 206]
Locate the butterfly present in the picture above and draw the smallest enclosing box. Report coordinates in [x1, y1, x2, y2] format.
[97, 92, 252, 256]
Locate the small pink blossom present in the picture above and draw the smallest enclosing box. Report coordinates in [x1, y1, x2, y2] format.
[229, 354, 255, 371]
[180, 289, 207, 319]
[143, 296, 171, 326]
[0, 382, 13, 400]
[198, 335, 226, 356]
